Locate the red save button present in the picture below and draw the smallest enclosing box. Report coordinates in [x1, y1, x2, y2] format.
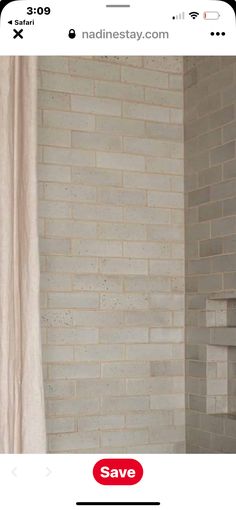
[93, 459, 143, 485]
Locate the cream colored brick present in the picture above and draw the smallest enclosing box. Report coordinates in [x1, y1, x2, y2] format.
[74, 345, 124, 361]
[71, 95, 121, 116]
[38, 90, 70, 110]
[41, 272, 71, 291]
[77, 379, 125, 397]
[48, 363, 100, 380]
[100, 258, 148, 275]
[171, 175, 184, 192]
[39, 201, 71, 219]
[126, 344, 173, 361]
[78, 415, 125, 431]
[38, 182, 44, 200]
[71, 239, 122, 257]
[123, 102, 169, 122]
[127, 376, 184, 395]
[146, 157, 184, 174]
[99, 327, 148, 344]
[147, 225, 184, 242]
[48, 430, 99, 452]
[169, 73, 183, 90]
[95, 80, 144, 101]
[47, 327, 99, 345]
[150, 328, 184, 343]
[39, 57, 69, 73]
[102, 396, 149, 413]
[48, 292, 99, 309]
[73, 204, 122, 222]
[73, 274, 122, 292]
[97, 222, 146, 241]
[121, 66, 168, 88]
[72, 167, 122, 187]
[46, 256, 98, 274]
[145, 88, 183, 108]
[45, 220, 96, 239]
[146, 122, 183, 142]
[73, 311, 124, 327]
[44, 147, 95, 167]
[97, 56, 143, 67]
[96, 116, 145, 137]
[124, 276, 171, 293]
[124, 206, 170, 225]
[38, 127, 70, 147]
[47, 397, 100, 418]
[150, 260, 184, 276]
[44, 110, 95, 132]
[150, 394, 185, 410]
[97, 151, 145, 172]
[124, 172, 171, 191]
[171, 209, 184, 225]
[144, 56, 183, 73]
[43, 345, 73, 362]
[69, 58, 121, 81]
[44, 183, 96, 203]
[150, 425, 185, 443]
[124, 137, 182, 158]
[39, 220, 45, 237]
[173, 312, 185, 327]
[150, 293, 184, 310]
[101, 429, 148, 448]
[46, 417, 75, 434]
[41, 310, 73, 328]
[126, 410, 172, 428]
[170, 109, 184, 124]
[41, 71, 93, 95]
[171, 243, 184, 259]
[37, 146, 43, 163]
[44, 381, 76, 398]
[40, 292, 47, 308]
[125, 311, 172, 327]
[102, 361, 150, 378]
[100, 293, 148, 311]
[123, 241, 171, 259]
[148, 191, 184, 209]
[40, 254, 46, 269]
[38, 164, 71, 183]
[72, 132, 122, 152]
[98, 187, 146, 206]
[39, 238, 70, 255]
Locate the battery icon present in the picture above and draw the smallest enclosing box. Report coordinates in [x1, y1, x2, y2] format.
[204, 11, 220, 20]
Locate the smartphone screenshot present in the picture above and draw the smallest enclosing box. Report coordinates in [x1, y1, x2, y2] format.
[0, 0, 236, 508]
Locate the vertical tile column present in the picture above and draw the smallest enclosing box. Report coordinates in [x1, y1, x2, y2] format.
[185, 56, 236, 452]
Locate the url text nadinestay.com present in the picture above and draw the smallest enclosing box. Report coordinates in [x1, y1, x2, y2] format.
[82, 29, 169, 41]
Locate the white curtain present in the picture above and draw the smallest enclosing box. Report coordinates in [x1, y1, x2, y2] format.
[0, 57, 46, 452]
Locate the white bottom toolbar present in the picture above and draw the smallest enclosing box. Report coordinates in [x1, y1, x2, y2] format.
[0, 454, 235, 510]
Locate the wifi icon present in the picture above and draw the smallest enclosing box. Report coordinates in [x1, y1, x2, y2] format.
[189, 11, 199, 19]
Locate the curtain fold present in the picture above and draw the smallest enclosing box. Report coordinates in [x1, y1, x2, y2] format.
[0, 57, 46, 453]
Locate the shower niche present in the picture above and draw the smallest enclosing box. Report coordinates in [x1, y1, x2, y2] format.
[206, 293, 236, 416]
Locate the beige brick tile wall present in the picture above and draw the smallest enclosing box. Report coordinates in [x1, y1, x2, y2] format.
[185, 56, 236, 453]
[38, 56, 185, 453]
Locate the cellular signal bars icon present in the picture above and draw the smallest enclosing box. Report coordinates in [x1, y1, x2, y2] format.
[172, 12, 185, 20]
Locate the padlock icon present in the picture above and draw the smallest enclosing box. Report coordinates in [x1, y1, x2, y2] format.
[68, 29, 76, 39]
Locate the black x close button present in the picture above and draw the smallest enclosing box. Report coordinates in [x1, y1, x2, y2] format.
[13, 29, 23, 39]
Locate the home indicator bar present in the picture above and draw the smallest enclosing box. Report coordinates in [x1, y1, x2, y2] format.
[76, 503, 161, 507]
